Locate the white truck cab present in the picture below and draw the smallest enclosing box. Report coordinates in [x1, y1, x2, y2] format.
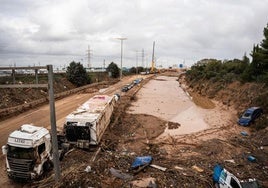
[2, 124, 53, 180]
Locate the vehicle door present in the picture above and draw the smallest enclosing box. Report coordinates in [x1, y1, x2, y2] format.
[230, 176, 241, 188]
[251, 109, 261, 121]
[255, 109, 262, 118]
[38, 143, 46, 161]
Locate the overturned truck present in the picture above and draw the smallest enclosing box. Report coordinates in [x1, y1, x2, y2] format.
[63, 94, 118, 149]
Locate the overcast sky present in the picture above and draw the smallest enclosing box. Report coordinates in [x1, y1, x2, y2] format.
[1, 0, 268, 69]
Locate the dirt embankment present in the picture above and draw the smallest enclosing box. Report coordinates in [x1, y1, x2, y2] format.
[0, 77, 76, 108]
[184, 76, 267, 114]
[0, 76, 118, 121]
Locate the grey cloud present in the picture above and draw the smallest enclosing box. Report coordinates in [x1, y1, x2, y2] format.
[0, 0, 268, 68]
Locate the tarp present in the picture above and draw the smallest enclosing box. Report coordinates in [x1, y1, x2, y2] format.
[131, 156, 153, 169]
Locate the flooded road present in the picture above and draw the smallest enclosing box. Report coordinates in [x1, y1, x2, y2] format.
[128, 76, 231, 137]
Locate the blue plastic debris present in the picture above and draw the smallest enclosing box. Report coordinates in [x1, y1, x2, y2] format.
[213, 164, 223, 182]
[247, 155, 256, 162]
[131, 156, 153, 169]
[241, 131, 248, 136]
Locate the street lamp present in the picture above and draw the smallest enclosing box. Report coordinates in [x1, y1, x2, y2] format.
[116, 37, 127, 80]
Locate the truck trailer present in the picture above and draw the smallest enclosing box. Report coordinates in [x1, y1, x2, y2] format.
[63, 94, 117, 149]
[2, 124, 53, 180]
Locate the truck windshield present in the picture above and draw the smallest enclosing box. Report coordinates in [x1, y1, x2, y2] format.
[219, 170, 227, 183]
[7, 145, 35, 159]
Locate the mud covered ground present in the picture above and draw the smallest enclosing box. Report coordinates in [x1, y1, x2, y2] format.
[28, 75, 268, 188]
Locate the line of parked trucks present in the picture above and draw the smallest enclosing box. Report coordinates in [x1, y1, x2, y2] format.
[2, 93, 120, 181]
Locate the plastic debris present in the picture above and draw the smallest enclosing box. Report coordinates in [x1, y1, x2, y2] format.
[150, 164, 167, 171]
[213, 164, 223, 182]
[110, 167, 133, 181]
[191, 165, 204, 172]
[174, 166, 184, 170]
[241, 131, 249, 136]
[247, 155, 257, 162]
[131, 156, 153, 169]
[84, 166, 92, 173]
[224, 159, 235, 164]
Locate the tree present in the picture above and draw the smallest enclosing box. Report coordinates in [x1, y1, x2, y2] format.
[107, 62, 120, 78]
[250, 44, 262, 78]
[259, 23, 268, 71]
[129, 67, 136, 74]
[242, 52, 250, 65]
[129, 66, 145, 74]
[66, 61, 90, 86]
[250, 23, 268, 80]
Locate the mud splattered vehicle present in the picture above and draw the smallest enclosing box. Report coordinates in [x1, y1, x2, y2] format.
[213, 164, 260, 188]
[2, 124, 53, 181]
[63, 94, 118, 149]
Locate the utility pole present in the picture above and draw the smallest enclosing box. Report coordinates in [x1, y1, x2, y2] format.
[47, 65, 61, 182]
[116, 37, 127, 80]
[142, 48, 144, 68]
[86, 45, 92, 70]
[136, 51, 138, 75]
[150, 41, 155, 73]
[103, 59, 106, 71]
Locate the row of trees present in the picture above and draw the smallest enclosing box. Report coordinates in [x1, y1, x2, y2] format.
[66, 61, 120, 86]
[66, 61, 147, 86]
[187, 23, 268, 85]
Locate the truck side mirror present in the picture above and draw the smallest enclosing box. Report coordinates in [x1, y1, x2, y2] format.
[2, 145, 7, 155]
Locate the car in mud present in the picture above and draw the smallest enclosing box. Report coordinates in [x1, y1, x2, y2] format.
[121, 86, 129, 92]
[121, 83, 135, 92]
[238, 107, 263, 126]
[133, 78, 143, 85]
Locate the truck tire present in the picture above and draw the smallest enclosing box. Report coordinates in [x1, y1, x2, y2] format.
[43, 160, 53, 172]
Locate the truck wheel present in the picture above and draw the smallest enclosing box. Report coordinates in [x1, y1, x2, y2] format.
[43, 160, 53, 171]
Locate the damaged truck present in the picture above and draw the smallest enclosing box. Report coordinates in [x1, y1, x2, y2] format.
[213, 164, 260, 188]
[2, 124, 53, 180]
[63, 94, 118, 149]
[2, 94, 119, 181]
